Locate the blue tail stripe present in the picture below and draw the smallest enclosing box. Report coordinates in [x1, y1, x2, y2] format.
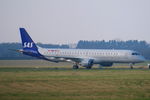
[19, 28, 38, 51]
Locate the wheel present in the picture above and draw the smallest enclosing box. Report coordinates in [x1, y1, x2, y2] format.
[129, 63, 133, 69]
[73, 65, 79, 69]
[86, 66, 92, 69]
[148, 64, 150, 69]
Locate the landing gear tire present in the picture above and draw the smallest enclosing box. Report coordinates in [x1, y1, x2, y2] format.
[73, 65, 79, 69]
[148, 64, 150, 69]
[86, 66, 92, 69]
[130, 63, 133, 69]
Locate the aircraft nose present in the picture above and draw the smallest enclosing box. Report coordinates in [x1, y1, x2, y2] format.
[139, 56, 146, 62]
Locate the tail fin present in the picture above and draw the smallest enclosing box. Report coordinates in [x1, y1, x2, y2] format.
[19, 28, 38, 51]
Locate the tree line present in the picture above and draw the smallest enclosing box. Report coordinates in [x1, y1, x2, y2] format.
[0, 40, 150, 60]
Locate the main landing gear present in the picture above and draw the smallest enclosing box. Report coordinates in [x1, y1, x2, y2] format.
[73, 64, 79, 69]
[86, 66, 92, 69]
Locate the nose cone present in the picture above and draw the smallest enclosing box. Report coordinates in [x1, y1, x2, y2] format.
[138, 56, 146, 62]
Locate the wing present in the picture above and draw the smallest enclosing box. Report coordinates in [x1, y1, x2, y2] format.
[43, 55, 83, 63]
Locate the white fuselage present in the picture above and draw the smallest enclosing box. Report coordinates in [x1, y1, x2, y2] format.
[39, 48, 145, 64]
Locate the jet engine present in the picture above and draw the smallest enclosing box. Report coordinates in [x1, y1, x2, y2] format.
[99, 62, 113, 67]
[80, 59, 94, 68]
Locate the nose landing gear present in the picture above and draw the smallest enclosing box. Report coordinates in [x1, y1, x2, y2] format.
[129, 63, 134, 69]
[148, 64, 150, 69]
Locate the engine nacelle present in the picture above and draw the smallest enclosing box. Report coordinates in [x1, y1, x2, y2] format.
[80, 59, 94, 67]
[99, 62, 113, 67]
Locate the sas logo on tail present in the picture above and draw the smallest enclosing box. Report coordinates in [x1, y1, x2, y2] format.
[23, 42, 33, 48]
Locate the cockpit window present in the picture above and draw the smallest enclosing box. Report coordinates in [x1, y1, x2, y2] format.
[132, 52, 140, 55]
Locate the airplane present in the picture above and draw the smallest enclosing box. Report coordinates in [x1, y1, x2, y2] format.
[17, 28, 146, 69]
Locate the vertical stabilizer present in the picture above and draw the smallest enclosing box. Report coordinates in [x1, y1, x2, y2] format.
[19, 28, 38, 51]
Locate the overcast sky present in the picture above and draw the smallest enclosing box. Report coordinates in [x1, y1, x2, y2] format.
[0, 0, 150, 44]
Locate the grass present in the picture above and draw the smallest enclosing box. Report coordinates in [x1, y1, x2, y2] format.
[0, 60, 150, 100]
